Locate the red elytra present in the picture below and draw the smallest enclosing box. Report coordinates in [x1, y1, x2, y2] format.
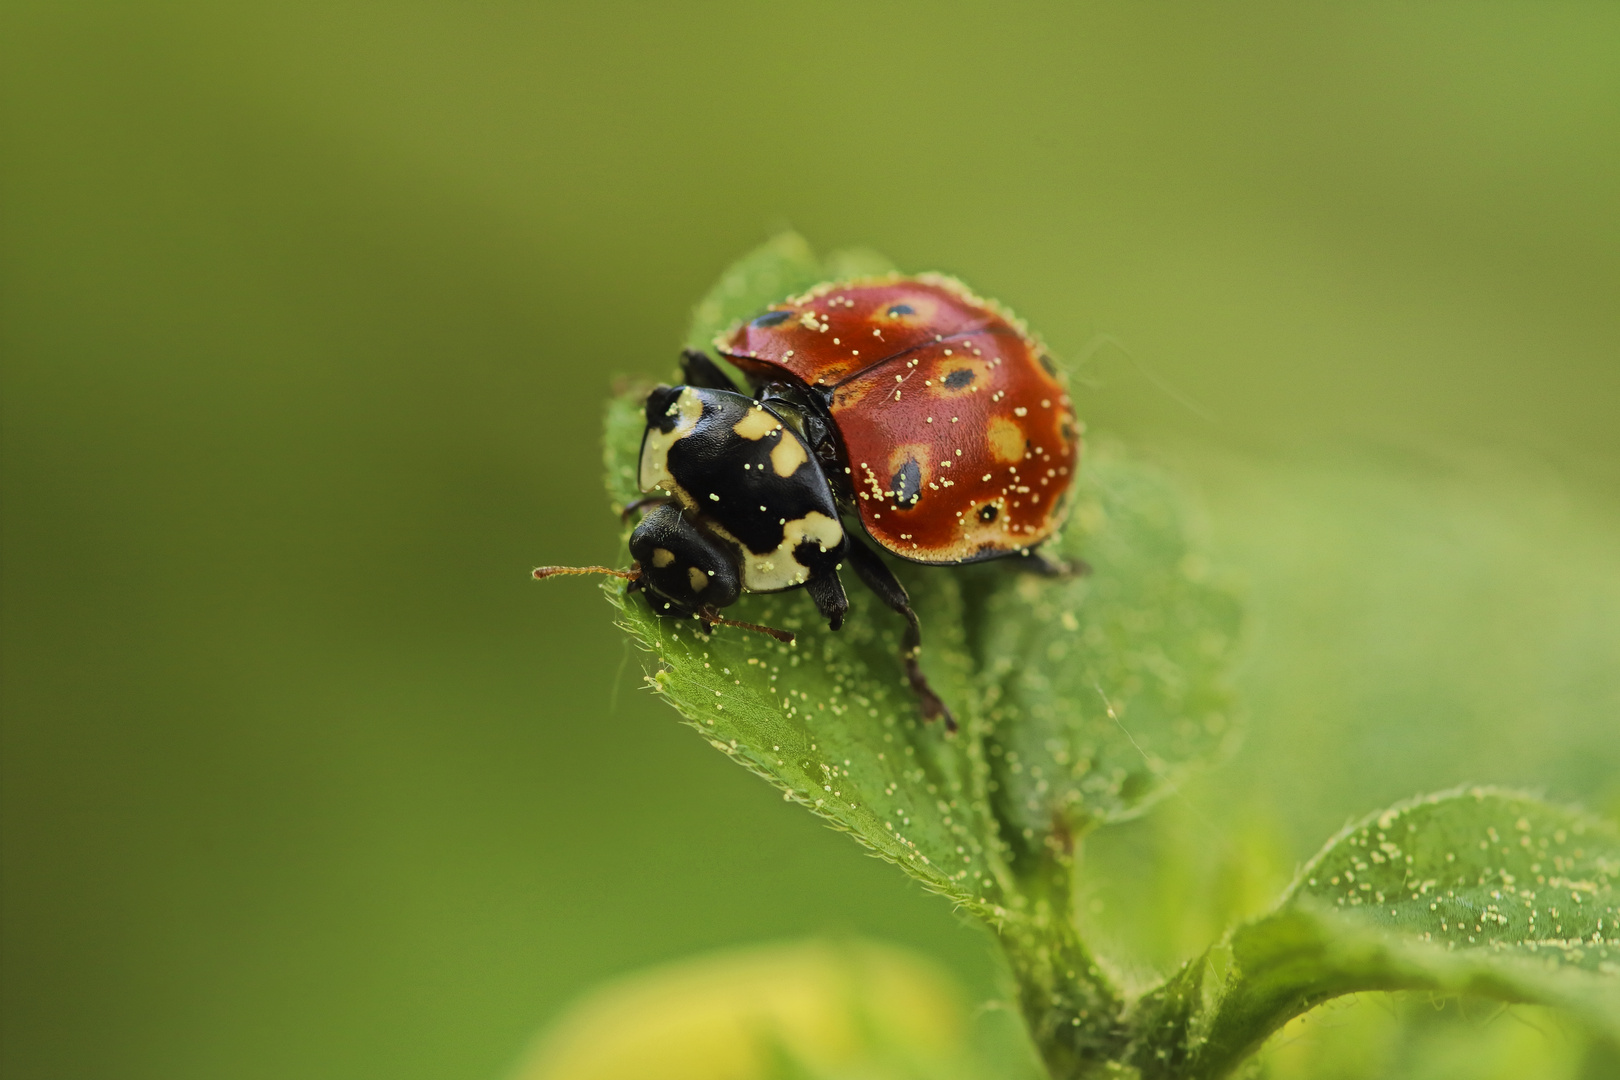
[717, 274, 1080, 565]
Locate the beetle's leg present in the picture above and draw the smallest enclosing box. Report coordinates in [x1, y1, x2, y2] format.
[844, 535, 956, 731]
[619, 493, 677, 522]
[679, 349, 741, 393]
[804, 569, 848, 631]
[1020, 548, 1090, 579]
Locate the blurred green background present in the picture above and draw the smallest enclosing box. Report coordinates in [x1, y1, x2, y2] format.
[3, 3, 1618, 1079]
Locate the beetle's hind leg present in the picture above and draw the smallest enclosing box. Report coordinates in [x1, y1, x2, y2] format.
[1021, 547, 1090, 579]
[844, 535, 956, 732]
[679, 349, 741, 393]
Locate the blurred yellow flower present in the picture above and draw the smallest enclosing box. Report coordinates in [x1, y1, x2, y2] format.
[512, 939, 969, 1080]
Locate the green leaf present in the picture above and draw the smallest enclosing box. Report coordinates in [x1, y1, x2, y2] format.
[1293, 787, 1619, 969]
[1130, 788, 1620, 1079]
[683, 229, 814, 350]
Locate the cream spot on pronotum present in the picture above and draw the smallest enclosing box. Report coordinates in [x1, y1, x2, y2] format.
[769, 434, 808, 477]
[731, 407, 778, 441]
[636, 386, 702, 493]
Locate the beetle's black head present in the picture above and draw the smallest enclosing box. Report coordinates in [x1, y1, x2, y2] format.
[628, 503, 741, 618]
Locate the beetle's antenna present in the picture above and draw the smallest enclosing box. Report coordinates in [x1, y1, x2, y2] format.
[700, 607, 796, 644]
[532, 565, 640, 582]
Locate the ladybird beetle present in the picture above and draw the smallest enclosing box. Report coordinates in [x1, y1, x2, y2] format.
[536, 274, 1081, 729]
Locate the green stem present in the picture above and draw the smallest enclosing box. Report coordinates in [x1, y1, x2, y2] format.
[996, 851, 1128, 1079]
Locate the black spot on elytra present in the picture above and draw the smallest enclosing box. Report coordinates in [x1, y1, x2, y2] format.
[890, 457, 922, 509]
[886, 304, 915, 317]
[1039, 353, 1059, 377]
[978, 504, 999, 523]
[1061, 419, 1079, 445]
[943, 368, 975, 389]
[752, 310, 792, 327]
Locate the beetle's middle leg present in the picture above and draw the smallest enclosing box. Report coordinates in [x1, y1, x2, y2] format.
[678, 349, 741, 393]
[843, 535, 956, 731]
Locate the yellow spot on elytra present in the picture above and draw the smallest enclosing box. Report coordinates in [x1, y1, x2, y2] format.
[688, 566, 709, 592]
[652, 548, 676, 568]
[732, 408, 777, 440]
[987, 417, 1024, 464]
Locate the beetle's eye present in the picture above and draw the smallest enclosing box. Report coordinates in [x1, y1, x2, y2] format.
[886, 304, 915, 317]
[751, 310, 792, 328]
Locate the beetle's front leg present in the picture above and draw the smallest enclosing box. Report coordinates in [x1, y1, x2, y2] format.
[804, 568, 848, 631]
[619, 493, 677, 522]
